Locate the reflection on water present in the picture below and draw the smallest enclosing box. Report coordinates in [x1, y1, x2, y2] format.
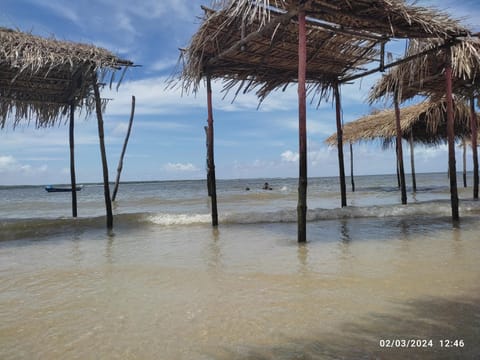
[296, 243, 309, 274]
[1, 216, 479, 359]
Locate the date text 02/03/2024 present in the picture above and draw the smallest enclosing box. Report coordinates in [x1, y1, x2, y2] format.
[379, 339, 465, 348]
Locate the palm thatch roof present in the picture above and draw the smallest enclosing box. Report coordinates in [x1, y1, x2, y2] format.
[369, 37, 480, 103]
[176, 0, 468, 101]
[326, 97, 477, 147]
[0, 27, 133, 129]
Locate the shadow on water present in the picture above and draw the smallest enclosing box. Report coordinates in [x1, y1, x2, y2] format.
[211, 295, 480, 359]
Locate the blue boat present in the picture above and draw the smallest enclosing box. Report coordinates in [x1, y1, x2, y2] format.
[45, 185, 83, 193]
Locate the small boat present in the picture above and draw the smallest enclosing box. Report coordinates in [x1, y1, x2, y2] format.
[45, 185, 83, 193]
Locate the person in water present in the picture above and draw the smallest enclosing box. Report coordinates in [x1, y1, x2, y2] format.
[263, 182, 272, 190]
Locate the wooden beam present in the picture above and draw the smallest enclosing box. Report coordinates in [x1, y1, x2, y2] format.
[206, 75, 219, 227]
[93, 75, 114, 229]
[463, 139, 467, 188]
[298, 9, 307, 243]
[334, 82, 347, 207]
[409, 131, 417, 193]
[69, 101, 78, 218]
[394, 92, 407, 205]
[305, 15, 386, 41]
[340, 40, 458, 84]
[445, 55, 460, 221]
[470, 96, 479, 199]
[350, 142, 355, 192]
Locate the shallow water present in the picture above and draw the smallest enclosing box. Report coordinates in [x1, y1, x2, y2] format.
[1, 217, 479, 359]
[1, 174, 480, 359]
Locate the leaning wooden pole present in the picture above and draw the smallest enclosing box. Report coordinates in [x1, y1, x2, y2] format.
[112, 95, 136, 202]
[409, 131, 417, 193]
[350, 142, 355, 192]
[334, 82, 347, 207]
[93, 76, 113, 229]
[297, 8, 307, 243]
[206, 75, 218, 226]
[394, 92, 407, 204]
[69, 102, 78, 218]
[470, 96, 479, 199]
[445, 53, 459, 221]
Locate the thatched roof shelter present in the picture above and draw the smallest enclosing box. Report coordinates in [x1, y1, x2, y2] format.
[0, 27, 133, 129]
[176, 0, 471, 240]
[326, 97, 477, 147]
[369, 35, 480, 208]
[0, 26, 135, 229]
[177, 0, 469, 101]
[370, 37, 480, 103]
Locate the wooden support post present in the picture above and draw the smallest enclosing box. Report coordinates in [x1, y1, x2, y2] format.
[350, 142, 355, 192]
[394, 93, 407, 204]
[297, 9, 307, 243]
[206, 75, 218, 226]
[334, 83, 347, 207]
[204, 126, 213, 197]
[470, 96, 479, 199]
[445, 57, 459, 221]
[395, 138, 400, 188]
[112, 95, 136, 202]
[409, 131, 417, 193]
[93, 77, 113, 229]
[462, 139, 467, 188]
[69, 102, 78, 218]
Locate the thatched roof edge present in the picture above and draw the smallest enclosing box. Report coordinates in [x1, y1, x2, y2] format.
[0, 27, 134, 128]
[326, 97, 477, 146]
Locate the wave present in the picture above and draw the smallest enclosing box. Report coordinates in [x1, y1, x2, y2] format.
[148, 199, 480, 225]
[0, 213, 146, 241]
[2, 200, 480, 241]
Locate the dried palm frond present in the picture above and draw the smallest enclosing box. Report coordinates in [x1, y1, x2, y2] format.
[370, 37, 480, 104]
[0, 27, 133, 129]
[174, 0, 468, 107]
[326, 96, 476, 147]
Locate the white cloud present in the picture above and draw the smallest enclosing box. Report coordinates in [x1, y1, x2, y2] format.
[281, 150, 299, 162]
[113, 12, 138, 38]
[111, 122, 130, 137]
[164, 162, 199, 172]
[0, 155, 48, 176]
[309, 147, 336, 166]
[102, 76, 204, 116]
[0, 155, 16, 169]
[0, 125, 99, 149]
[102, 76, 300, 117]
[411, 144, 448, 160]
[280, 147, 337, 166]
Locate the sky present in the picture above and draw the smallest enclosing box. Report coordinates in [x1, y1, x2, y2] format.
[0, 0, 480, 185]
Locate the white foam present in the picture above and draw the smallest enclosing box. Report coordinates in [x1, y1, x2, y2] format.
[147, 213, 211, 226]
[145, 200, 480, 226]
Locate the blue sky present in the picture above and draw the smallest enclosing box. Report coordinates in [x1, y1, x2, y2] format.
[0, 0, 480, 185]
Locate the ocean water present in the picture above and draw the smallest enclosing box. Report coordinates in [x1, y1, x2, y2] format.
[1, 173, 480, 359]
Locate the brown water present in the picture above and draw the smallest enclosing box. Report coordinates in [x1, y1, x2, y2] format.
[1, 216, 480, 359]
